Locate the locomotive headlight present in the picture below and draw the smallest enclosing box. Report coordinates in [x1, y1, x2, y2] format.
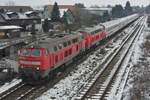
[36, 67, 40, 70]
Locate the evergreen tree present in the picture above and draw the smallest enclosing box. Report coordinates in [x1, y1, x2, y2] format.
[62, 12, 68, 25]
[112, 5, 124, 18]
[51, 2, 60, 22]
[62, 11, 68, 32]
[125, 1, 133, 16]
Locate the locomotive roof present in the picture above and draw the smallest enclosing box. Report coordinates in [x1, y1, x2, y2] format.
[79, 24, 104, 33]
[33, 33, 82, 52]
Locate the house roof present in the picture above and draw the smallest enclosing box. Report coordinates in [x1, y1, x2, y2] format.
[0, 6, 33, 12]
[44, 5, 75, 12]
[1, 11, 40, 20]
[85, 7, 112, 12]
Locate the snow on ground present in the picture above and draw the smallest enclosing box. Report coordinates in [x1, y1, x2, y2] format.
[36, 30, 130, 100]
[36, 45, 121, 100]
[5, 59, 18, 73]
[0, 58, 21, 94]
[107, 17, 146, 100]
[36, 49, 111, 100]
[122, 22, 150, 100]
[0, 79, 21, 94]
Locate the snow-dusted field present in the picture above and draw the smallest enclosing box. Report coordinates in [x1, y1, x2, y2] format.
[122, 24, 150, 100]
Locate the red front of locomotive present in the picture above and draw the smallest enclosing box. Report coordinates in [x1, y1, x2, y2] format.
[18, 48, 50, 83]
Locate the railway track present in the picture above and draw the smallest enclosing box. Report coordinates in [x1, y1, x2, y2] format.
[0, 17, 141, 100]
[75, 16, 145, 100]
[0, 82, 35, 100]
[0, 83, 38, 100]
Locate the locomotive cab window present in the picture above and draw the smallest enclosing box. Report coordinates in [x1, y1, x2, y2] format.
[20, 49, 30, 56]
[31, 49, 41, 56]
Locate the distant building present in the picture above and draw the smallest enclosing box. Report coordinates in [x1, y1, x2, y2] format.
[0, 6, 33, 13]
[0, 11, 42, 32]
[132, 6, 142, 13]
[43, 5, 75, 19]
[84, 7, 112, 16]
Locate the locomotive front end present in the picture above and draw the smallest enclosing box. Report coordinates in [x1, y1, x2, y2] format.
[18, 48, 46, 84]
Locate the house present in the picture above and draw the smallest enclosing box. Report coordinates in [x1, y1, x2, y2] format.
[43, 5, 75, 32]
[43, 5, 75, 19]
[0, 6, 33, 13]
[84, 7, 112, 16]
[0, 11, 42, 32]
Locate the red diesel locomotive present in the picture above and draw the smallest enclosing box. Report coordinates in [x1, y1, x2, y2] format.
[18, 24, 106, 83]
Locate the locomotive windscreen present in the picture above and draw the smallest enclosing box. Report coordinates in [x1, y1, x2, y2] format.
[19, 49, 41, 57]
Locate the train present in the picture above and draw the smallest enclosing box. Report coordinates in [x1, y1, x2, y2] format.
[18, 14, 139, 84]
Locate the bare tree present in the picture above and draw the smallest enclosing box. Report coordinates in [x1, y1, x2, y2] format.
[5, 1, 15, 6]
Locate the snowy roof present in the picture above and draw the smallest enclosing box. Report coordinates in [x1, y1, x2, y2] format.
[25, 11, 35, 15]
[0, 25, 22, 30]
[85, 7, 112, 11]
[17, 13, 28, 19]
[6, 12, 16, 15]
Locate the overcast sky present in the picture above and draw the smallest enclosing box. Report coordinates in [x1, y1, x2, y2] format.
[0, 0, 149, 7]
